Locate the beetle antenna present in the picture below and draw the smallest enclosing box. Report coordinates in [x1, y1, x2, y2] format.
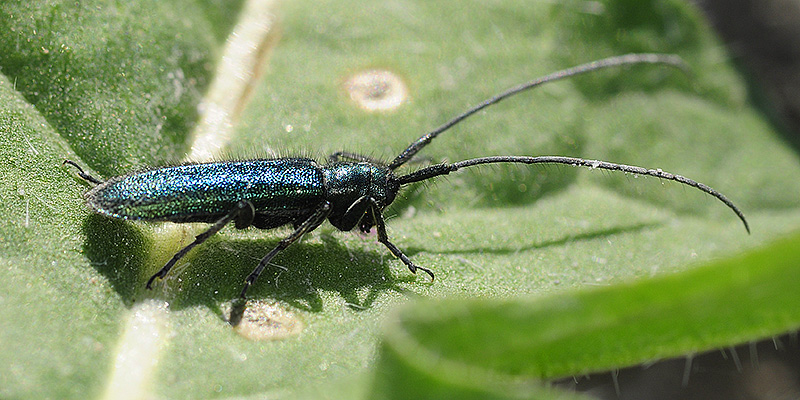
[395, 155, 750, 233]
[387, 53, 689, 170]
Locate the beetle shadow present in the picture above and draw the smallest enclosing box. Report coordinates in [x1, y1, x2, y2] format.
[401, 221, 660, 258]
[81, 214, 416, 312]
[81, 214, 652, 319]
[169, 233, 416, 314]
[82, 215, 149, 307]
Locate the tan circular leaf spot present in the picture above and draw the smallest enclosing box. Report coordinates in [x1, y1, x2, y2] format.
[345, 69, 407, 112]
[226, 300, 303, 341]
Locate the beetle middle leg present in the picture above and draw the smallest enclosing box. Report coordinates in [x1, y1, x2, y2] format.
[369, 199, 435, 281]
[239, 201, 332, 299]
[146, 200, 255, 289]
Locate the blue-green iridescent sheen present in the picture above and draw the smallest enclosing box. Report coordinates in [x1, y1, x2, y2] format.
[323, 163, 394, 206]
[86, 159, 325, 221]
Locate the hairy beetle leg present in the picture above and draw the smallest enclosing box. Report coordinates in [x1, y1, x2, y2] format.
[63, 159, 103, 185]
[146, 201, 254, 290]
[370, 200, 435, 282]
[239, 201, 332, 300]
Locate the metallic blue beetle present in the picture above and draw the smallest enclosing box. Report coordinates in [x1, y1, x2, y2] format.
[65, 54, 749, 301]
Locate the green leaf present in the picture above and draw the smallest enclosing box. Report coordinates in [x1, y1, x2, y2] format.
[0, 0, 241, 175]
[1, 0, 799, 399]
[372, 232, 800, 398]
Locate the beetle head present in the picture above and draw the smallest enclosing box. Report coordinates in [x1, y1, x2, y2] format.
[323, 162, 400, 231]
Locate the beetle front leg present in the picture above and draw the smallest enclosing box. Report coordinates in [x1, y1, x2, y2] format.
[240, 201, 332, 300]
[146, 201, 254, 289]
[370, 202, 435, 282]
[328, 151, 383, 164]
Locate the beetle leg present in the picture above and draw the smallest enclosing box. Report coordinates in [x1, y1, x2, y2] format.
[328, 151, 430, 166]
[146, 200, 254, 289]
[63, 160, 103, 185]
[239, 201, 332, 300]
[328, 151, 382, 164]
[369, 200, 435, 282]
[338, 195, 370, 230]
[233, 201, 255, 229]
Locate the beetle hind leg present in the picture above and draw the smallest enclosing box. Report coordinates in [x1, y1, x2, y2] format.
[146, 200, 254, 290]
[63, 160, 103, 185]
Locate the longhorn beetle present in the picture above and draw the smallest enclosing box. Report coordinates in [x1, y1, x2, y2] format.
[65, 54, 750, 301]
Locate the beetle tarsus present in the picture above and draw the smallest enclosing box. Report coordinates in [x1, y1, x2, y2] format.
[145, 271, 164, 290]
[371, 199, 436, 282]
[63, 159, 103, 185]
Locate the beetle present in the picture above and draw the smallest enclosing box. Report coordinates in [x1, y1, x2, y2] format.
[65, 53, 749, 301]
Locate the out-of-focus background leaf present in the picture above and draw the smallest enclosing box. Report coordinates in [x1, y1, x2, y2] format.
[1, 0, 799, 399]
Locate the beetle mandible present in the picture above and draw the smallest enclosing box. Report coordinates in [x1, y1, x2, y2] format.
[65, 53, 750, 301]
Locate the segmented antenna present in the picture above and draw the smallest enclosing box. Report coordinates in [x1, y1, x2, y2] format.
[388, 53, 688, 170]
[396, 156, 750, 233]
